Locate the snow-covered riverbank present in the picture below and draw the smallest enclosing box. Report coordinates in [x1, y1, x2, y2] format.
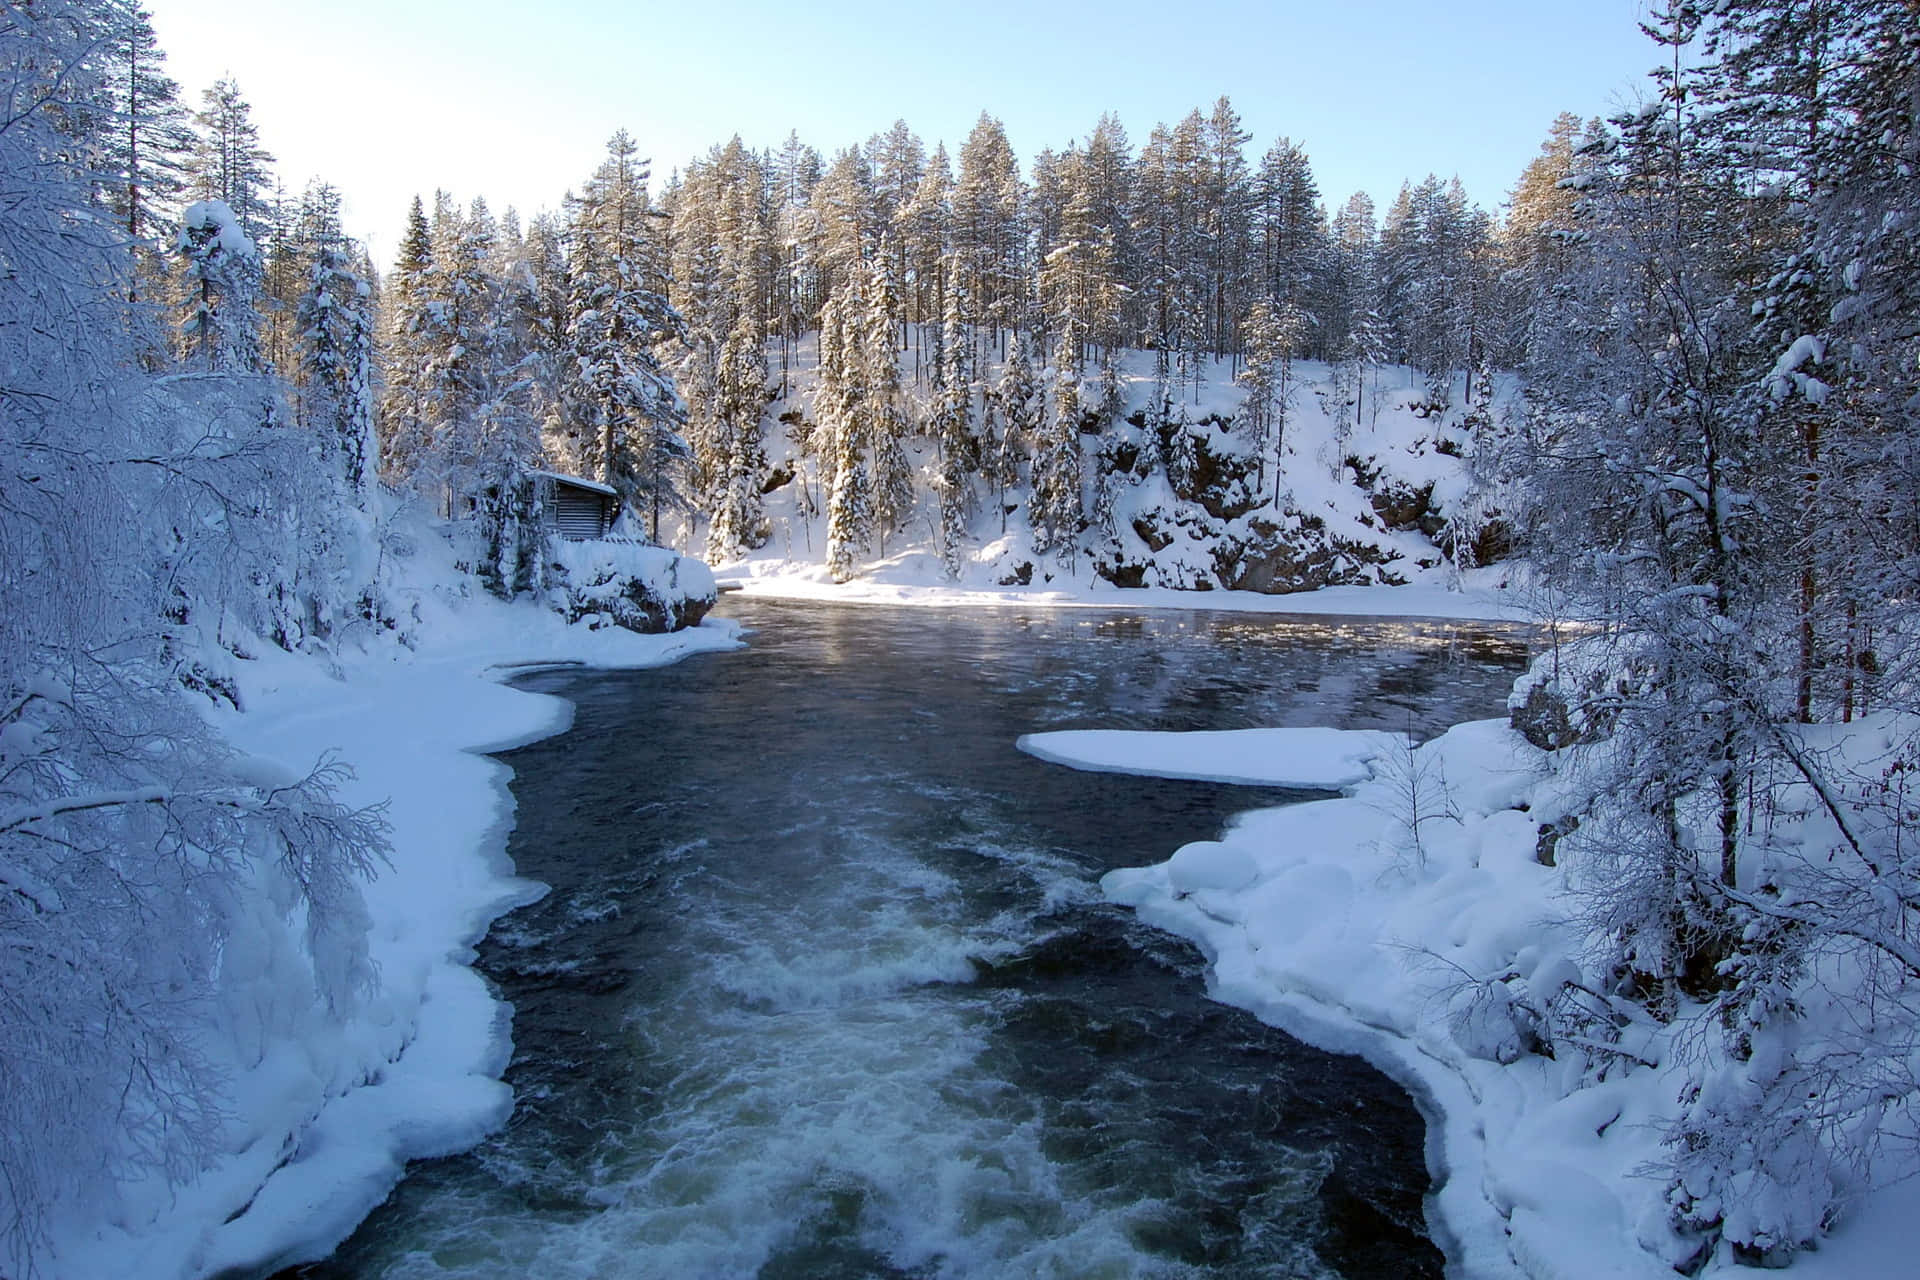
[55, 587, 739, 1279]
[1027, 721, 1920, 1278]
[82, 567, 1912, 1279]
[718, 556, 1534, 624]
[723, 578, 1919, 1276]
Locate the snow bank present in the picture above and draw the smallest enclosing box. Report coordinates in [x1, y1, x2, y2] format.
[51, 543, 740, 1279]
[1074, 718, 1698, 1277]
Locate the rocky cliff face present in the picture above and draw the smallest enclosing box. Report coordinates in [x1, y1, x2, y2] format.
[1085, 398, 1492, 596]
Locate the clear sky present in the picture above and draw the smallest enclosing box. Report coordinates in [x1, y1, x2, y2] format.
[145, 0, 1661, 268]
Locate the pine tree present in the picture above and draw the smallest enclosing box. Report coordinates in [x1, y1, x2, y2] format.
[292, 183, 375, 497]
[932, 281, 976, 578]
[901, 141, 954, 345]
[862, 256, 914, 553]
[1253, 138, 1329, 353]
[996, 326, 1039, 519]
[866, 119, 924, 338]
[1029, 318, 1085, 565]
[378, 195, 435, 480]
[97, 0, 192, 303]
[771, 130, 823, 367]
[1201, 97, 1255, 359]
[188, 77, 275, 241]
[953, 113, 1025, 344]
[810, 146, 875, 313]
[566, 131, 688, 538]
[177, 197, 263, 373]
[1082, 113, 1138, 343]
[820, 285, 872, 581]
[707, 309, 769, 561]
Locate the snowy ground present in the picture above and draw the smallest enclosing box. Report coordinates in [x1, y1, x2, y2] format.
[1031, 721, 1920, 1279]
[55, 565, 740, 1279]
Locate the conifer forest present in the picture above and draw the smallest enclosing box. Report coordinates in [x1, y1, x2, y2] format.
[5, 0, 1920, 1275]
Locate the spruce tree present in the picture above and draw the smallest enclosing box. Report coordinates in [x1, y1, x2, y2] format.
[1029, 318, 1085, 565]
[932, 281, 976, 578]
[820, 286, 872, 581]
[565, 131, 688, 537]
[292, 183, 375, 497]
[862, 257, 914, 553]
[177, 197, 263, 373]
[378, 195, 436, 480]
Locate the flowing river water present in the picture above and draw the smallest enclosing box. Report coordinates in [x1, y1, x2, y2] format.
[300, 598, 1532, 1279]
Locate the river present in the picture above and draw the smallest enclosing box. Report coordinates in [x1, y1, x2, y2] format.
[298, 598, 1531, 1279]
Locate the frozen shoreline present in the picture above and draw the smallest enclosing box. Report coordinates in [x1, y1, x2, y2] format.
[104, 575, 1913, 1279]
[1039, 719, 1920, 1279]
[61, 593, 741, 1280]
[717, 557, 1537, 624]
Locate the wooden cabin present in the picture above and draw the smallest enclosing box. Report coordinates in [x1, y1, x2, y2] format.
[534, 470, 622, 540]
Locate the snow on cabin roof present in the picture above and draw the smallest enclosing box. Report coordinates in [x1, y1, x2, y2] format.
[530, 469, 618, 498]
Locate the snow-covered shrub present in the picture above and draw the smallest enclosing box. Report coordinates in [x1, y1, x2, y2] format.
[548, 540, 717, 633]
[1, 16, 390, 1264]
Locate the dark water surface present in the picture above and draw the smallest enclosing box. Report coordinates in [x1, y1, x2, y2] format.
[301, 599, 1531, 1278]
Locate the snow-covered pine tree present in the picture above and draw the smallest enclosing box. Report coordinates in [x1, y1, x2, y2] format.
[378, 195, 435, 481]
[1238, 298, 1280, 498]
[820, 284, 872, 581]
[707, 308, 769, 562]
[1254, 138, 1329, 355]
[900, 141, 953, 361]
[505, 211, 574, 473]
[863, 252, 914, 554]
[771, 131, 824, 369]
[177, 197, 264, 373]
[866, 119, 924, 340]
[931, 280, 976, 578]
[188, 76, 275, 241]
[1082, 113, 1138, 346]
[1499, 112, 1587, 374]
[97, 0, 193, 306]
[292, 183, 376, 498]
[1200, 97, 1254, 361]
[810, 146, 876, 318]
[1029, 318, 1085, 565]
[565, 131, 688, 539]
[995, 325, 1039, 516]
[953, 113, 1025, 346]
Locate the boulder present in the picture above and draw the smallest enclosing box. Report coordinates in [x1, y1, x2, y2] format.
[549, 541, 717, 634]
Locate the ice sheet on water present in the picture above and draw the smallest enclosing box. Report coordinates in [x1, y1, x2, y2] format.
[1016, 726, 1409, 790]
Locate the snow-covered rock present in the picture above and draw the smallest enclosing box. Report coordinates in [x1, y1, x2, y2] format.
[549, 540, 718, 634]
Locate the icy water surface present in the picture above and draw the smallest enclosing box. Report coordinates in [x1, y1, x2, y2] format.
[298, 599, 1531, 1278]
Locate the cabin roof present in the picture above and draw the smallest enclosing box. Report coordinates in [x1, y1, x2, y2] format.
[530, 469, 618, 499]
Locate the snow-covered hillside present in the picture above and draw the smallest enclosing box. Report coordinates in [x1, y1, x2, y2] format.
[695, 341, 1518, 608]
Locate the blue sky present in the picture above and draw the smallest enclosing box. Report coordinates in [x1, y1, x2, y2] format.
[146, 0, 1660, 265]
